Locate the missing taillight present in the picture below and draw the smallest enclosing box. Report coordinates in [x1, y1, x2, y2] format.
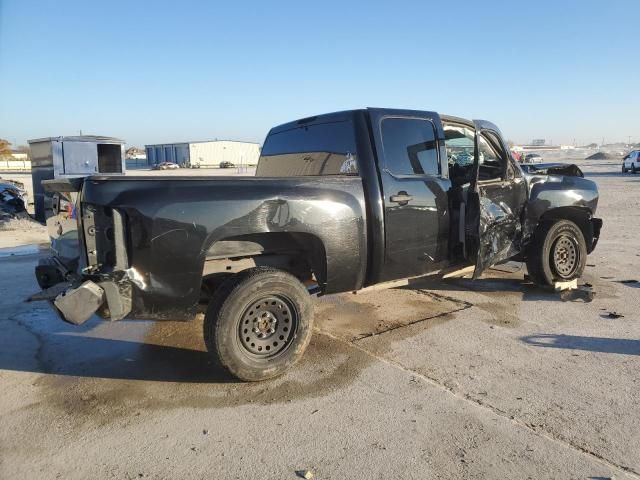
[82, 204, 129, 271]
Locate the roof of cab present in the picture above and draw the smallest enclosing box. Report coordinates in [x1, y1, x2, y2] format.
[269, 109, 364, 134]
[268, 109, 475, 135]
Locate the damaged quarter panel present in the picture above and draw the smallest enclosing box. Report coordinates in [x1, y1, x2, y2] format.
[81, 176, 367, 320]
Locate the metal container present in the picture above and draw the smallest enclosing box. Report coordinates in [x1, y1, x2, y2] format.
[28, 136, 126, 222]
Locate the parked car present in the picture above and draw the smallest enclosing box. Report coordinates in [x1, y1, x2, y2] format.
[152, 162, 180, 170]
[622, 150, 640, 173]
[522, 153, 544, 164]
[35, 108, 602, 381]
[219, 161, 235, 169]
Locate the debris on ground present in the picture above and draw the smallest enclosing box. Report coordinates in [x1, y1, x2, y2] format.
[604, 311, 624, 319]
[296, 469, 314, 479]
[0, 182, 28, 222]
[554, 279, 578, 292]
[558, 282, 595, 302]
[585, 152, 618, 160]
[0, 180, 44, 237]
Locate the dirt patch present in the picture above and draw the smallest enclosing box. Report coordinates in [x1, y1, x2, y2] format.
[31, 286, 475, 426]
[36, 331, 373, 427]
[314, 288, 471, 341]
[0, 219, 48, 248]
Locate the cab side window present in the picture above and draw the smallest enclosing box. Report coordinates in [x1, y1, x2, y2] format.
[478, 131, 507, 181]
[381, 117, 440, 176]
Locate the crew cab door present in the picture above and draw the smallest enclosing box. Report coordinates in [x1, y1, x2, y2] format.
[470, 120, 527, 278]
[369, 108, 451, 281]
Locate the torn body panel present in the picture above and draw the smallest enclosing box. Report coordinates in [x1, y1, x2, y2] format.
[471, 120, 528, 278]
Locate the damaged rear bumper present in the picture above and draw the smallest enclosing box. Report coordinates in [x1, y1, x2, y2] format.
[32, 259, 132, 325]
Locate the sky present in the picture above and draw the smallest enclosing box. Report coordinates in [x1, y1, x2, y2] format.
[1, 0, 639, 148]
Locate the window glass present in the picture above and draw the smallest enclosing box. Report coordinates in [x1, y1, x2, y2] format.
[256, 120, 358, 176]
[478, 132, 506, 181]
[444, 123, 475, 185]
[444, 124, 475, 167]
[381, 118, 440, 176]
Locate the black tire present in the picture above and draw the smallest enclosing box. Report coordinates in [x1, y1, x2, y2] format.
[203, 267, 313, 381]
[622, 164, 627, 173]
[526, 219, 587, 287]
[633, 164, 637, 174]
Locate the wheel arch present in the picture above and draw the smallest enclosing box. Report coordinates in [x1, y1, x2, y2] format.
[201, 232, 327, 294]
[535, 206, 596, 254]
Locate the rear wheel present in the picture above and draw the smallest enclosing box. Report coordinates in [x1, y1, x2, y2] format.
[526, 219, 587, 286]
[203, 267, 313, 381]
[622, 164, 627, 173]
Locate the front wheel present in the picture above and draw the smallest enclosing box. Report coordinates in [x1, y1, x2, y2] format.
[203, 267, 314, 381]
[633, 164, 637, 174]
[526, 219, 587, 287]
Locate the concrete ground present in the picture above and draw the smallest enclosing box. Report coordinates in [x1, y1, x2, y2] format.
[0, 159, 638, 479]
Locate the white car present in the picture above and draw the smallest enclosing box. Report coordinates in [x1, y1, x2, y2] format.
[523, 153, 544, 164]
[152, 162, 180, 170]
[622, 150, 640, 173]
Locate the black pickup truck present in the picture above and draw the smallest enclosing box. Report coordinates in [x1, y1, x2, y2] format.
[35, 108, 602, 381]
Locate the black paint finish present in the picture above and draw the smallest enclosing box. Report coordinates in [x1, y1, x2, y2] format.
[81, 175, 368, 320]
[38, 108, 602, 323]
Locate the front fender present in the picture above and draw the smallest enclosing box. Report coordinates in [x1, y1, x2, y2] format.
[522, 173, 600, 247]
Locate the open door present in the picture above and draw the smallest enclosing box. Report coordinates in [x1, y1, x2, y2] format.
[469, 120, 527, 278]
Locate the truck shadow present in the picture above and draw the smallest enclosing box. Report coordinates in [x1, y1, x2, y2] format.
[407, 271, 567, 303]
[521, 334, 640, 356]
[2, 309, 238, 383]
[2, 307, 367, 395]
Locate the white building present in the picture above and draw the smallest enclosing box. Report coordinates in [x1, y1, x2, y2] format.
[145, 140, 260, 168]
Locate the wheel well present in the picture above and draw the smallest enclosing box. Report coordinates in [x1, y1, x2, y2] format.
[537, 206, 595, 253]
[201, 232, 327, 297]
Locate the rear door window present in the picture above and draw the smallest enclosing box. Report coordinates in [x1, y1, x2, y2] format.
[380, 117, 440, 176]
[257, 120, 358, 176]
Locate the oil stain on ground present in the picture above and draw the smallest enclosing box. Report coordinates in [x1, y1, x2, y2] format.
[315, 287, 471, 341]
[16, 285, 472, 429]
[11, 266, 574, 432]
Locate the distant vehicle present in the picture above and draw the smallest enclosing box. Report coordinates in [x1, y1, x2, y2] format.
[219, 161, 235, 169]
[522, 153, 544, 164]
[622, 150, 640, 174]
[152, 162, 180, 170]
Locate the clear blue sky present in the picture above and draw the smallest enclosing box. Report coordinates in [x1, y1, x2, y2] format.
[1, 0, 638, 147]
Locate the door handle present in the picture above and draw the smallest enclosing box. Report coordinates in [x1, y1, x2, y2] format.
[390, 192, 413, 205]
